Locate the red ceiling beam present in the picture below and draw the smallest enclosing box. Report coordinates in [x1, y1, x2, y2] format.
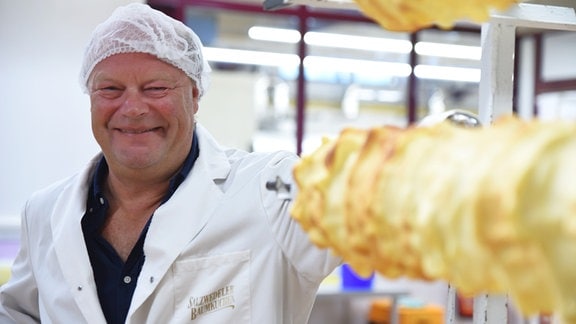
[149, 0, 296, 16]
[148, 0, 372, 23]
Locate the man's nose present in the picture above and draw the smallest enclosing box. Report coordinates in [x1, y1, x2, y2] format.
[119, 89, 149, 117]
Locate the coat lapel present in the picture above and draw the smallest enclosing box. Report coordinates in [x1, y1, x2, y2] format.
[51, 156, 108, 323]
[128, 124, 231, 313]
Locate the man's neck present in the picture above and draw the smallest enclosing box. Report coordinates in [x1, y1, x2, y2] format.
[104, 170, 171, 211]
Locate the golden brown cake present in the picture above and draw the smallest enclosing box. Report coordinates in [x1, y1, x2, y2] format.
[291, 117, 576, 322]
[353, 0, 518, 31]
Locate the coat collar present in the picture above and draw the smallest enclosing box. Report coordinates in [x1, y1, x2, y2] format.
[128, 123, 232, 316]
[193, 123, 232, 183]
[51, 123, 233, 322]
[51, 155, 107, 323]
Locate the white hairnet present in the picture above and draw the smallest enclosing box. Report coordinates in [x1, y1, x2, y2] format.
[79, 3, 211, 97]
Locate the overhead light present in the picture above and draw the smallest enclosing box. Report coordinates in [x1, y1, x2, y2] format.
[414, 65, 481, 82]
[203, 47, 300, 67]
[415, 42, 481, 60]
[248, 26, 413, 53]
[249, 26, 482, 61]
[304, 31, 412, 53]
[248, 26, 301, 44]
[204, 47, 480, 83]
[304, 56, 412, 77]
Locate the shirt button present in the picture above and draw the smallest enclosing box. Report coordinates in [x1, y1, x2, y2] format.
[99, 197, 105, 205]
[123, 276, 132, 284]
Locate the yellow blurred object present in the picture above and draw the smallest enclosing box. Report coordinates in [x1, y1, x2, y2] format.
[368, 299, 444, 324]
[0, 264, 11, 286]
[352, 0, 518, 31]
[291, 117, 576, 323]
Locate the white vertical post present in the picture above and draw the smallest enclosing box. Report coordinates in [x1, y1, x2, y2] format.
[472, 294, 509, 324]
[473, 295, 488, 324]
[446, 285, 457, 324]
[475, 12, 517, 324]
[478, 20, 517, 123]
[475, 3, 576, 323]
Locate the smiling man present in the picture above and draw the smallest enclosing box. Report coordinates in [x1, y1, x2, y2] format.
[0, 3, 341, 324]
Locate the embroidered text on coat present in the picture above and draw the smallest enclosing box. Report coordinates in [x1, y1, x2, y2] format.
[187, 285, 236, 320]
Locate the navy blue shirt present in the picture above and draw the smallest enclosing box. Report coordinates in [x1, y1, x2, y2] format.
[81, 131, 199, 324]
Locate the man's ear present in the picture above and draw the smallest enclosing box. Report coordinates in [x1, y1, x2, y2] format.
[192, 86, 200, 114]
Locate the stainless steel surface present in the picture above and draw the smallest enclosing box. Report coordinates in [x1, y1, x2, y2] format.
[418, 109, 482, 128]
[445, 110, 482, 128]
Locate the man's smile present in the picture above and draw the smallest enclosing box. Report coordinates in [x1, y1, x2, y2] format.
[116, 127, 161, 134]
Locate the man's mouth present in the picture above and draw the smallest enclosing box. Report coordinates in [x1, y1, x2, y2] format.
[118, 127, 160, 134]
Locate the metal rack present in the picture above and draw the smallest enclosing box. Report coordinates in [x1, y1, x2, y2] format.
[479, 2, 576, 124]
[475, 3, 576, 323]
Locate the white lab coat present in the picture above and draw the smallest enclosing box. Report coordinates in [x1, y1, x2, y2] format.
[0, 124, 341, 324]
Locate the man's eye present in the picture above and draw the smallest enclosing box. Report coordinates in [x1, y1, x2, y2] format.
[102, 87, 120, 92]
[144, 87, 171, 97]
[94, 87, 122, 98]
[146, 87, 169, 92]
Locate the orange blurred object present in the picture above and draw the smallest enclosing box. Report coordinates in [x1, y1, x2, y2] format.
[456, 293, 474, 317]
[368, 299, 444, 324]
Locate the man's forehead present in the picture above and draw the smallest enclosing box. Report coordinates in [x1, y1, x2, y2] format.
[91, 53, 190, 81]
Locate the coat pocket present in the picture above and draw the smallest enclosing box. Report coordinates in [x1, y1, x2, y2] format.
[172, 250, 251, 323]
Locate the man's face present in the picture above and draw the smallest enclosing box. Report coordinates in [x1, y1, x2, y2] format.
[88, 53, 198, 176]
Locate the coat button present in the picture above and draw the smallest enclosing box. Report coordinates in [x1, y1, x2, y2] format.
[123, 276, 132, 284]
